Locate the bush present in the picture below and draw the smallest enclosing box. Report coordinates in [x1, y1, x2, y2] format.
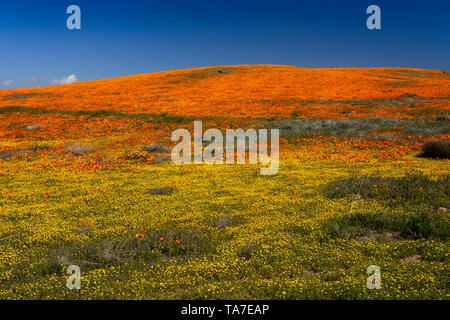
[143, 144, 170, 153]
[145, 187, 175, 196]
[64, 143, 93, 156]
[237, 240, 260, 260]
[419, 139, 450, 159]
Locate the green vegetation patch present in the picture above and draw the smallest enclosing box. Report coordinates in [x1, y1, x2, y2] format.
[323, 210, 449, 241]
[9, 227, 217, 283]
[3, 92, 53, 100]
[323, 173, 450, 208]
[0, 105, 212, 124]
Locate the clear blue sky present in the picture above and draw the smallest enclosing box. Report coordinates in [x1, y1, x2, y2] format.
[1, 0, 449, 88]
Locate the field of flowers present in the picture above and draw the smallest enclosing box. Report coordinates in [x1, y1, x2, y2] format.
[0, 65, 448, 299]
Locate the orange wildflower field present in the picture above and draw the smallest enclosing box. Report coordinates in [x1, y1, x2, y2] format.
[1, 65, 449, 118]
[0, 65, 448, 299]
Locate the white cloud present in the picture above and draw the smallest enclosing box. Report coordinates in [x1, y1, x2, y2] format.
[30, 76, 43, 82]
[51, 74, 78, 85]
[1, 80, 16, 87]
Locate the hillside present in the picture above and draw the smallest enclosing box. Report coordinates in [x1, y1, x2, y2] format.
[1, 65, 449, 119]
[0, 65, 449, 300]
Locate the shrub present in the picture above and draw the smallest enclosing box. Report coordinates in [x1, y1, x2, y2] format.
[143, 144, 170, 153]
[237, 240, 260, 260]
[145, 187, 175, 196]
[419, 139, 450, 159]
[64, 143, 93, 156]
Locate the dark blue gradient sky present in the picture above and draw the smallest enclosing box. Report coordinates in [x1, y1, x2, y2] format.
[1, 0, 449, 88]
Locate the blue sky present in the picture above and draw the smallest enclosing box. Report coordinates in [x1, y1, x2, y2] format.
[1, 0, 449, 88]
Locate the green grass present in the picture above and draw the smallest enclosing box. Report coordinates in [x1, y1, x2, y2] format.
[323, 209, 449, 241]
[0, 105, 216, 124]
[3, 93, 53, 100]
[323, 173, 450, 209]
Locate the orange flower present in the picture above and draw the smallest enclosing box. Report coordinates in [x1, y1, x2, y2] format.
[159, 236, 164, 241]
[175, 240, 181, 245]
[140, 234, 144, 239]
[0, 66, 447, 119]
[135, 234, 140, 239]
[144, 227, 148, 233]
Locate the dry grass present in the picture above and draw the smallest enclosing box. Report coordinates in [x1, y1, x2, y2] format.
[64, 143, 94, 156]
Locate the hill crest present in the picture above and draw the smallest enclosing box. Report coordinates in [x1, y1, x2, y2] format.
[1, 65, 449, 119]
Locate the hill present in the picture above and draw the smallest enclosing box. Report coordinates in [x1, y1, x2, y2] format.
[0, 65, 448, 300]
[1, 65, 449, 119]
